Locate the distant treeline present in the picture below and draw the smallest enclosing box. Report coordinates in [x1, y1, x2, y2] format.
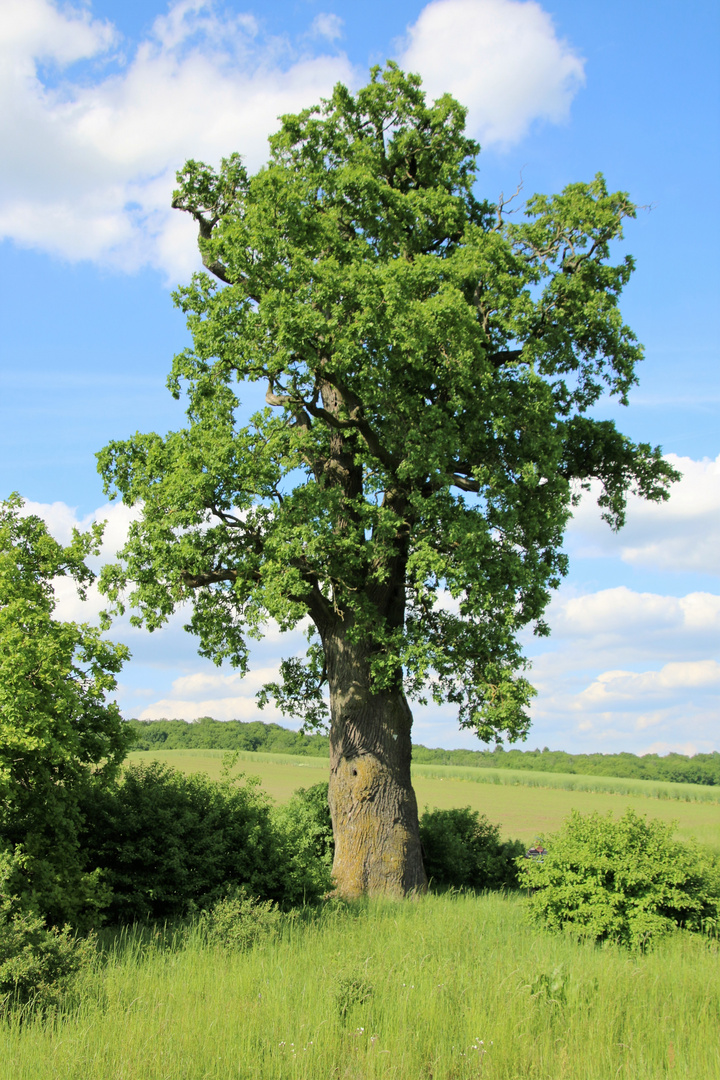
[127, 718, 720, 786]
[128, 717, 330, 757]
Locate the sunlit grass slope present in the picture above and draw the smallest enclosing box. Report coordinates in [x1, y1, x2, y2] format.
[127, 749, 720, 851]
[5, 893, 718, 1080]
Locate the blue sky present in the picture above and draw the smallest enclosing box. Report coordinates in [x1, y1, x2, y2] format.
[1, 0, 718, 754]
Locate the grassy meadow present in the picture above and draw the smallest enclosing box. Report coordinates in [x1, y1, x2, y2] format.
[4, 892, 718, 1080]
[126, 748, 720, 852]
[4, 749, 719, 1078]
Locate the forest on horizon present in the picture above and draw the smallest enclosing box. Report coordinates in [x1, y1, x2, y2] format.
[127, 717, 720, 786]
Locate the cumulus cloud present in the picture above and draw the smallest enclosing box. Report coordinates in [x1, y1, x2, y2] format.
[138, 666, 284, 721]
[578, 660, 720, 705]
[549, 587, 720, 655]
[1, 0, 586, 276]
[398, 0, 585, 145]
[0, 0, 355, 277]
[525, 583, 720, 753]
[309, 13, 344, 42]
[566, 453, 720, 576]
[18, 496, 140, 621]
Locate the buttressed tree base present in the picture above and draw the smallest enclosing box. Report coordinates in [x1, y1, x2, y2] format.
[98, 64, 678, 899]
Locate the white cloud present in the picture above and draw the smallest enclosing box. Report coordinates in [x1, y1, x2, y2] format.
[550, 587, 720, 647]
[19, 496, 140, 621]
[398, 0, 585, 145]
[567, 453, 720, 576]
[0, 0, 356, 277]
[642, 740, 705, 758]
[0, 0, 586, 277]
[524, 582, 719, 753]
[139, 665, 284, 720]
[170, 666, 280, 698]
[310, 13, 344, 42]
[0, 0, 116, 67]
[139, 694, 279, 721]
[20, 496, 139, 555]
[577, 660, 720, 705]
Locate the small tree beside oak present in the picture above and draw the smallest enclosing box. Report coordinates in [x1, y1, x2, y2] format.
[0, 495, 132, 926]
[98, 65, 678, 899]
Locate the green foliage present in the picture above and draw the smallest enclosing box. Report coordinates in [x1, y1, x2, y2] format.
[0, 494, 133, 929]
[78, 761, 282, 923]
[270, 782, 334, 905]
[98, 63, 677, 748]
[518, 809, 720, 948]
[198, 888, 281, 951]
[79, 763, 338, 922]
[526, 964, 567, 1008]
[0, 853, 94, 1014]
[333, 970, 374, 1019]
[419, 806, 525, 890]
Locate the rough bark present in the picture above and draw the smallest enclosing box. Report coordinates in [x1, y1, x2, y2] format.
[323, 625, 427, 898]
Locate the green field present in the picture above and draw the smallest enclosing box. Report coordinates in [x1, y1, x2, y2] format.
[127, 749, 720, 851]
[4, 892, 718, 1080]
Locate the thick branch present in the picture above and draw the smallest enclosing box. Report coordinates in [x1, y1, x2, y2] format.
[487, 349, 523, 368]
[266, 377, 402, 476]
[181, 560, 333, 630]
[450, 473, 480, 492]
[181, 568, 239, 588]
[316, 372, 402, 474]
[173, 202, 259, 297]
[202, 255, 233, 285]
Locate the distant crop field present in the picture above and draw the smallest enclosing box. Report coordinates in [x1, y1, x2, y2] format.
[126, 749, 720, 851]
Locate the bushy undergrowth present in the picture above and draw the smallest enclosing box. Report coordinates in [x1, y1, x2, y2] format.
[78, 762, 333, 922]
[419, 806, 525, 890]
[519, 808, 720, 948]
[78, 762, 280, 922]
[271, 783, 334, 906]
[0, 853, 94, 1014]
[198, 889, 282, 951]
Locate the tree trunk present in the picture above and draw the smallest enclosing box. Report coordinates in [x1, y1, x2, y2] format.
[324, 627, 427, 898]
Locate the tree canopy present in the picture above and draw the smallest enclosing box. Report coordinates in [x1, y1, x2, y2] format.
[97, 64, 678, 895]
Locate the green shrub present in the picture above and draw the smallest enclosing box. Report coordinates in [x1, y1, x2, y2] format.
[518, 809, 720, 949]
[78, 761, 283, 923]
[199, 888, 282, 951]
[271, 782, 334, 905]
[419, 807, 525, 890]
[0, 853, 94, 1014]
[333, 971, 373, 1019]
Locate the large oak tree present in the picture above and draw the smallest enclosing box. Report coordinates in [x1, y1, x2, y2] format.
[98, 65, 678, 898]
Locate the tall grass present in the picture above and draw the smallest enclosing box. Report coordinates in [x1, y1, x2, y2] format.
[3, 893, 718, 1079]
